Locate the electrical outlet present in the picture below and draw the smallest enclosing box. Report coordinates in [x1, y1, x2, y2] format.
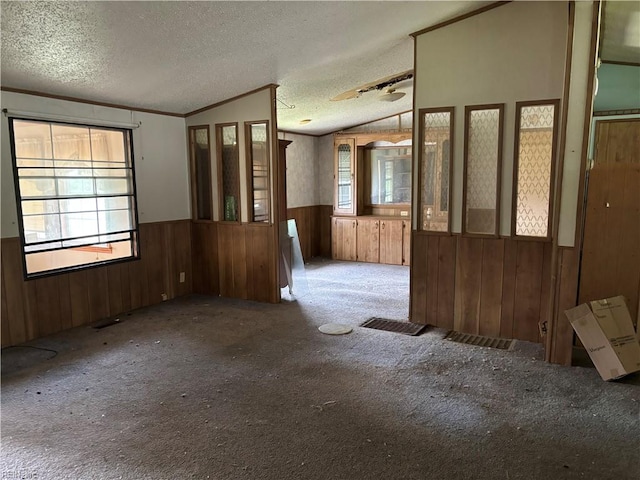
[400, 210, 409, 217]
[161, 293, 168, 301]
[179, 272, 185, 283]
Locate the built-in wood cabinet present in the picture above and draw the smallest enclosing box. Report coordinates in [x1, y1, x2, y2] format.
[356, 218, 380, 263]
[379, 219, 404, 265]
[332, 217, 357, 261]
[332, 216, 410, 266]
[332, 131, 412, 266]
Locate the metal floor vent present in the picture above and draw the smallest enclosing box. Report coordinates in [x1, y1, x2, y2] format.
[444, 331, 515, 350]
[360, 318, 426, 336]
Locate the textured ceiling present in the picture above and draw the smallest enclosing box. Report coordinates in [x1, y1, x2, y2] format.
[0, 1, 488, 135]
[600, 0, 640, 65]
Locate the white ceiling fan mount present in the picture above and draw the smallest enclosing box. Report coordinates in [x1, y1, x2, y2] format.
[378, 88, 406, 102]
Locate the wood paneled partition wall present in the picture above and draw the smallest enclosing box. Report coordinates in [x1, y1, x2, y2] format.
[287, 205, 333, 260]
[411, 234, 552, 343]
[1, 220, 192, 347]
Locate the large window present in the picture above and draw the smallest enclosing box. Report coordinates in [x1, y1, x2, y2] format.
[9, 118, 139, 278]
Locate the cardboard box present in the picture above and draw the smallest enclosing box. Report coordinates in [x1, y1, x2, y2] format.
[565, 296, 640, 381]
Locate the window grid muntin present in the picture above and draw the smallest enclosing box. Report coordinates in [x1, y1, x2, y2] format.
[9, 118, 139, 278]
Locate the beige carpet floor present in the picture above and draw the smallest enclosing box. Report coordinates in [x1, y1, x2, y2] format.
[2, 259, 639, 480]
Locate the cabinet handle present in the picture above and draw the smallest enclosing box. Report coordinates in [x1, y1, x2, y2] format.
[381, 222, 385, 229]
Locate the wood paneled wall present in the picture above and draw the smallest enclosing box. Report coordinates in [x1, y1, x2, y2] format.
[191, 222, 220, 296]
[411, 233, 553, 343]
[216, 223, 278, 303]
[286, 205, 332, 260]
[1, 220, 192, 347]
[546, 247, 580, 365]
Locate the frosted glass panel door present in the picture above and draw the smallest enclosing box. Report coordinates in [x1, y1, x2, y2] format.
[463, 105, 504, 236]
[334, 138, 355, 215]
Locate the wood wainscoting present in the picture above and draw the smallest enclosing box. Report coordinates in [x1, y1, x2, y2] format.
[1, 220, 192, 348]
[191, 222, 220, 296]
[216, 223, 279, 303]
[286, 205, 333, 260]
[546, 246, 580, 365]
[411, 233, 553, 343]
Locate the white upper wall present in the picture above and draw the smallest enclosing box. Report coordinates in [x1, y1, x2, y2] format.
[1, 91, 190, 238]
[186, 88, 274, 222]
[413, 1, 568, 235]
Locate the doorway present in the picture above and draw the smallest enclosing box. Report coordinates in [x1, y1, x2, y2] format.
[579, 118, 640, 321]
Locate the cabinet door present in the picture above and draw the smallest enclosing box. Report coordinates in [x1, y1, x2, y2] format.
[334, 138, 356, 215]
[332, 217, 357, 261]
[379, 220, 403, 265]
[356, 218, 380, 263]
[402, 220, 411, 266]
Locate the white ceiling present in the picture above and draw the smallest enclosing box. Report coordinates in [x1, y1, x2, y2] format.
[0, 1, 489, 135]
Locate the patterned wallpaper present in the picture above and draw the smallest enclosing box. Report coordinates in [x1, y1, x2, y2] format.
[279, 132, 319, 208]
[317, 135, 334, 206]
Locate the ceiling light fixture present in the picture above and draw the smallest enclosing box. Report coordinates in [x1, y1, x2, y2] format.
[379, 89, 406, 102]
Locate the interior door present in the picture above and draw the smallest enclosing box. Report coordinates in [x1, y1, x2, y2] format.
[579, 119, 640, 322]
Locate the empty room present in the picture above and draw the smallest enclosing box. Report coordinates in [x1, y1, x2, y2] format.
[1, 2, 639, 479]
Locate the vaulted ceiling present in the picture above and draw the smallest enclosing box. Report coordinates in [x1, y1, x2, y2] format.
[3, 2, 635, 136]
[0, 1, 489, 135]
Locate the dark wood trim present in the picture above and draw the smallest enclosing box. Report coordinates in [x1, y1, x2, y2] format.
[142, 219, 192, 226]
[410, 1, 511, 37]
[593, 109, 640, 117]
[215, 122, 241, 223]
[573, 0, 601, 249]
[270, 85, 281, 302]
[187, 125, 213, 221]
[278, 129, 322, 138]
[1, 86, 184, 117]
[416, 107, 454, 234]
[461, 103, 504, 237]
[185, 84, 279, 117]
[511, 99, 561, 240]
[330, 110, 413, 136]
[592, 117, 640, 125]
[244, 120, 272, 224]
[600, 59, 640, 68]
[548, 0, 574, 325]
